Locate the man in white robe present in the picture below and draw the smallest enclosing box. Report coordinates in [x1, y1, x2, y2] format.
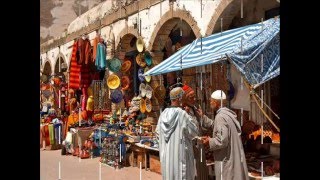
[199, 90, 249, 180]
[156, 87, 199, 180]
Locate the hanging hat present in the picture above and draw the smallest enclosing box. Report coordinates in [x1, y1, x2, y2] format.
[136, 53, 146, 67]
[41, 84, 50, 91]
[145, 98, 152, 113]
[144, 51, 153, 66]
[140, 98, 146, 113]
[41, 74, 48, 82]
[175, 42, 182, 51]
[121, 76, 130, 91]
[154, 85, 166, 103]
[136, 37, 144, 52]
[107, 58, 122, 72]
[139, 83, 146, 97]
[61, 63, 68, 70]
[211, 90, 226, 100]
[145, 84, 153, 99]
[121, 60, 131, 73]
[53, 77, 61, 86]
[138, 68, 145, 82]
[144, 67, 151, 82]
[110, 89, 123, 104]
[129, 106, 140, 114]
[42, 90, 52, 98]
[170, 87, 184, 100]
[107, 74, 120, 89]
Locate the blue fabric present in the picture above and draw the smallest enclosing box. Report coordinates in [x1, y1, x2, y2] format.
[228, 18, 280, 88]
[95, 43, 107, 70]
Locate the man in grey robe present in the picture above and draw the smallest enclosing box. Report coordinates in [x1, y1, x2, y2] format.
[199, 90, 249, 180]
[156, 87, 199, 180]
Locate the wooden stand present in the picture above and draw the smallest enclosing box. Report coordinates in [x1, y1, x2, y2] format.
[149, 154, 161, 174]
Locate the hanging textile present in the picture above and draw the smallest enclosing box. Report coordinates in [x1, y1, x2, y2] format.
[48, 124, 55, 145]
[92, 36, 100, 62]
[69, 41, 81, 89]
[95, 42, 107, 71]
[77, 38, 92, 65]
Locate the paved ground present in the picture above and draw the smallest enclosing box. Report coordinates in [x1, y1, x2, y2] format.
[40, 149, 162, 180]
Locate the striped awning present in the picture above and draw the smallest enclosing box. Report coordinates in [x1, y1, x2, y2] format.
[144, 18, 278, 78]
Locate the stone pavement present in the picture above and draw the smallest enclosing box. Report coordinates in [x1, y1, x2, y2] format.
[40, 149, 162, 180]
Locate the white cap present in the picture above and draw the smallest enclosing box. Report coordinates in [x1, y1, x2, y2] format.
[211, 90, 226, 100]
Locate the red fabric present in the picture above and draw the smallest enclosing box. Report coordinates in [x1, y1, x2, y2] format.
[80, 64, 91, 88]
[78, 39, 91, 65]
[84, 39, 91, 65]
[69, 41, 81, 89]
[81, 87, 88, 111]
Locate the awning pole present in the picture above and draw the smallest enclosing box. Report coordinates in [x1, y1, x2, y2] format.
[243, 80, 280, 132]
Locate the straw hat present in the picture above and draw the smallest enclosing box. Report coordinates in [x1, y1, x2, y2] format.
[121, 60, 131, 73]
[110, 89, 123, 104]
[53, 77, 61, 86]
[107, 74, 120, 89]
[140, 98, 146, 113]
[154, 85, 166, 103]
[144, 51, 152, 66]
[40, 74, 48, 82]
[121, 76, 130, 91]
[107, 58, 122, 72]
[144, 67, 151, 82]
[41, 84, 50, 91]
[136, 37, 144, 52]
[139, 83, 146, 97]
[145, 84, 153, 99]
[136, 53, 146, 67]
[145, 98, 152, 113]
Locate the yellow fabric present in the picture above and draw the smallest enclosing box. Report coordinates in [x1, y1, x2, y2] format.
[87, 87, 93, 96]
[86, 96, 94, 111]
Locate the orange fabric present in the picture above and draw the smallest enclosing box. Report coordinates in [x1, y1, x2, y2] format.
[92, 36, 99, 62]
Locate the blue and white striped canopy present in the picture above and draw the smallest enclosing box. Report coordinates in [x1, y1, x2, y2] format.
[144, 18, 279, 82]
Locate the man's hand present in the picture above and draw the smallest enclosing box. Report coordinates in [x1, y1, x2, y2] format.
[201, 136, 210, 147]
[196, 108, 204, 118]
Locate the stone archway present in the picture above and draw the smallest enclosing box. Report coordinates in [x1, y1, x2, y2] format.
[115, 26, 139, 53]
[54, 53, 67, 74]
[205, 0, 241, 36]
[42, 60, 52, 76]
[148, 9, 202, 51]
